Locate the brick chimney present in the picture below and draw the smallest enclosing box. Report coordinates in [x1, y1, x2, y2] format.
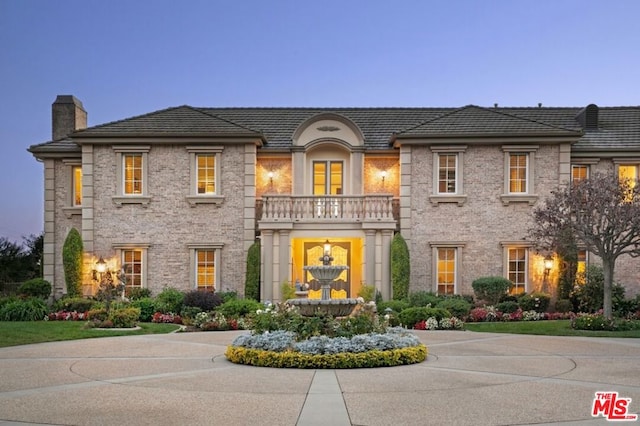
[52, 95, 87, 141]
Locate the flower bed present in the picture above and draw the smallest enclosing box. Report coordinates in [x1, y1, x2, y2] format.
[225, 302, 427, 368]
[46, 311, 88, 321]
[226, 328, 426, 368]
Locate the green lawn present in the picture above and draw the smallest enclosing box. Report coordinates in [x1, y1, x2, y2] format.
[465, 320, 640, 338]
[0, 321, 181, 348]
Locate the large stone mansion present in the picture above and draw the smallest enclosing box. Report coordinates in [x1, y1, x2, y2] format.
[29, 96, 640, 301]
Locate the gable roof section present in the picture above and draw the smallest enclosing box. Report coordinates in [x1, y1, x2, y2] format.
[394, 105, 583, 140]
[73, 105, 264, 139]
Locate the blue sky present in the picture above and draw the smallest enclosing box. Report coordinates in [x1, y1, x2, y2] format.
[1, 0, 639, 243]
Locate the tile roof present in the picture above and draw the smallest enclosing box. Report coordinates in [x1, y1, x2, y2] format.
[29, 105, 640, 155]
[395, 105, 582, 138]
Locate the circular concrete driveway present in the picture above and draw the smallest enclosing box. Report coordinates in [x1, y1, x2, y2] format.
[0, 330, 639, 425]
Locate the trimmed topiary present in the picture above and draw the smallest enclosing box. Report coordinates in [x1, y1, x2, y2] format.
[62, 228, 83, 298]
[244, 241, 260, 301]
[471, 276, 513, 306]
[391, 232, 410, 300]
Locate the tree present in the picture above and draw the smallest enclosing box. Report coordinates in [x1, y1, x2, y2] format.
[390, 232, 410, 300]
[62, 228, 83, 297]
[529, 173, 640, 319]
[0, 233, 43, 284]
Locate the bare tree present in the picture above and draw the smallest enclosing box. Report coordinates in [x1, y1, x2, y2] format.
[529, 172, 640, 319]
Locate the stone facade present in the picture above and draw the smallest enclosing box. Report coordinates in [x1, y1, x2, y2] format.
[29, 98, 640, 300]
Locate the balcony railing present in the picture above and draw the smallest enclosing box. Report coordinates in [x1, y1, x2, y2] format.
[258, 195, 398, 223]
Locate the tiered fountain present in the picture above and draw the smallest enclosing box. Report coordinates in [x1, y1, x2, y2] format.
[286, 245, 359, 317]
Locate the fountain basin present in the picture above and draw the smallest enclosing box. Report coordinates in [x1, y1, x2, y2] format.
[286, 298, 361, 317]
[303, 265, 348, 281]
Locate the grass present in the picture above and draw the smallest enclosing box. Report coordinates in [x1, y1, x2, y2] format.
[0, 321, 181, 348]
[465, 320, 640, 338]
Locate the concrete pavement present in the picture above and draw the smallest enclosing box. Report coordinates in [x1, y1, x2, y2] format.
[0, 329, 639, 425]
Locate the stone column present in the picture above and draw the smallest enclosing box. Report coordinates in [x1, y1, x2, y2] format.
[381, 229, 393, 300]
[260, 230, 274, 302]
[43, 159, 56, 294]
[364, 229, 376, 288]
[278, 229, 290, 301]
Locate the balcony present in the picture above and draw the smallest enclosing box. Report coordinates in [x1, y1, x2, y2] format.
[257, 195, 398, 225]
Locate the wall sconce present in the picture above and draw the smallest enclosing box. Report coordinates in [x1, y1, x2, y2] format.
[543, 255, 553, 275]
[95, 256, 107, 274]
[380, 170, 388, 185]
[267, 171, 274, 189]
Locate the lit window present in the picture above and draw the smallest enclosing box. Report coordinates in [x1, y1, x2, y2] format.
[571, 165, 589, 183]
[438, 154, 457, 194]
[112, 147, 150, 206]
[430, 147, 467, 205]
[123, 154, 143, 195]
[197, 154, 216, 194]
[196, 249, 215, 291]
[509, 154, 528, 193]
[619, 165, 638, 191]
[575, 250, 587, 285]
[122, 249, 143, 289]
[186, 147, 224, 205]
[508, 247, 527, 295]
[72, 165, 82, 206]
[437, 248, 456, 295]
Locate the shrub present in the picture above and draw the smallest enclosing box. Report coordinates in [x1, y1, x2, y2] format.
[53, 296, 96, 313]
[87, 308, 108, 322]
[155, 288, 184, 313]
[216, 298, 262, 318]
[225, 345, 427, 369]
[0, 298, 48, 321]
[398, 306, 451, 328]
[18, 278, 52, 300]
[572, 265, 626, 313]
[408, 291, 440, 307]
[391, 232, 410, 300]
[244, 241, 260, 301]
[377, 300, 410, 314]
[472, 276, 513, 306]
[152, 312, 183, 324]
[554, 298, 573, 313]
[62, 228, 83, 297]
[496, 300, 519, 314]
[217, 291, 238, 303]
[127, 287, 152, 300]
[437, 297, 472, 318]
[183, 290, 223, 312]
[281, 282, 296, 301]
[130, 297, 157, 322]
[357, 284, 376, 302]
[108, 307, 140, 328]
[518, 292, 550, 313]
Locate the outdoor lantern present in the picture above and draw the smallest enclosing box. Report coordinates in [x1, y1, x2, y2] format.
[323, 239, 331, 256]
[267, 171, 274, 186]
[95, 256, 107, 274]
[381, 170, 387, 184]
[544, 256, 554, 273]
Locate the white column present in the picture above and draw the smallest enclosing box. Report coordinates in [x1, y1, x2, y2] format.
[261, 230, 274, 302]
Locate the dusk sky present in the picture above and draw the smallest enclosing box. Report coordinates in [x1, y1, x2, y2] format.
[1, 0, 639, 243]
